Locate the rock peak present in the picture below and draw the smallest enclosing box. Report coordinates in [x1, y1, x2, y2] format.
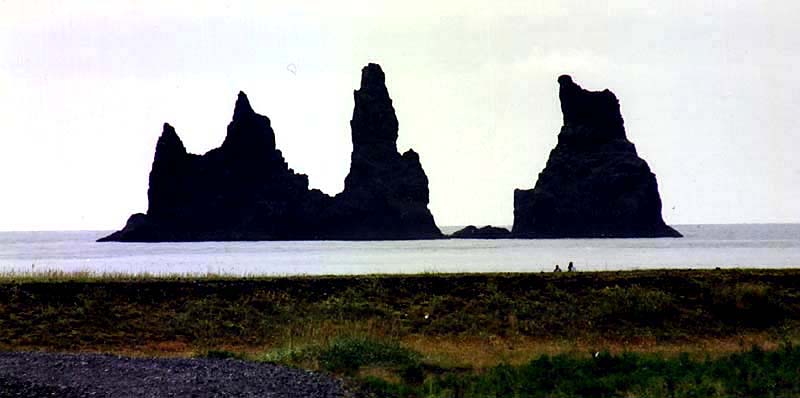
[233, 91, 253, 119]
[156, 122, 185, 155]
[221, 91, 277, 154]
[359, 63, 387, 93]
[161, 123, 179, 140]
[350, 63, 398, 152]
[558, 75, 624, 138]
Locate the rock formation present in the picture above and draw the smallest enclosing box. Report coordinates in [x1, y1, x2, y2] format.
[326, 64, 441, 239]
[512, 75, 681, 238]
[450, 225, 511, 239]
[100, 64, 441, 242]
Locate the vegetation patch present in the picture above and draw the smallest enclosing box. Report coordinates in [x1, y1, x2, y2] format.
[318, 336, 420, 374]
[2, 270, 800, 351]
[711, 283, 789, 328]
[358, 344, 800, 398]
[3, 269, 800, 396]
[593, 284, 676, 325]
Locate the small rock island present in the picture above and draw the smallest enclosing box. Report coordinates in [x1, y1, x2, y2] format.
[100, 64, 442, 242]
[513, 75, 681, 238]
[450, 225, 512, 239]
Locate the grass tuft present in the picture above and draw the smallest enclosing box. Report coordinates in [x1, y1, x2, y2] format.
[318, 336, 420, 374]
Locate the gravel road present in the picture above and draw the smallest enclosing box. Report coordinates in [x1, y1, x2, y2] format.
[0, 351, 351, 398]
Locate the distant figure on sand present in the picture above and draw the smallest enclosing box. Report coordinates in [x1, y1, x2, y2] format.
[554, 264, 562, 272]
[567, 262, 575, 272]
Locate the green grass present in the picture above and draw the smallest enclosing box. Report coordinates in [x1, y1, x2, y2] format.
[259, 335, 420, 375]
[2, 269, 800, 351]
[353, 344, 800, 398]
[3, 269, 800, 396]
[318, 336, 420, 374]
[253, 335, 800, 397]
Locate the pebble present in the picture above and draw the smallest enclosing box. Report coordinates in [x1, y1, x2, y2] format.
[0, 351, 352, 398]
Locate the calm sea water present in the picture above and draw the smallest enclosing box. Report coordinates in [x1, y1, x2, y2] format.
[0, 224, 799, 275]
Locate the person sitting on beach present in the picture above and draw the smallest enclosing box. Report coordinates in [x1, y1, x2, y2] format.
[567, 262, 575, 272]
[554, 264, 562, 272]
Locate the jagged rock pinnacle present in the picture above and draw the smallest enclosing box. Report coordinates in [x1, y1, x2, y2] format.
[156, 123, 186, 156]
[557, 75, 624, 138]
[233, 91, 253, 119]
[350, 63, 398, 151]
[359, 63, 388, 93]
[100, 64, 441, 242]
[221, 90, 277, 154]
[338, 63, 440, 238]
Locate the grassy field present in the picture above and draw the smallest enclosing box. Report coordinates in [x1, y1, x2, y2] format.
[2, 269, 800, 396]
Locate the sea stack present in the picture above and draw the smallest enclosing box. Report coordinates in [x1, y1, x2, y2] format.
[329, 63, 442, 239]
[99, 63, 441, 242]
[450, 225, 512, 239]
[512, 75, 681, 238]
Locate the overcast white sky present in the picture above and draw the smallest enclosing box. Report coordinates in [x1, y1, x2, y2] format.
[1, 0, 799, 231]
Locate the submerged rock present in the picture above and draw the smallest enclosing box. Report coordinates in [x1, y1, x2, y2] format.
[512, 75, 681, 238]
[450, 225, 512, 239]
[100, 64, 441, 242]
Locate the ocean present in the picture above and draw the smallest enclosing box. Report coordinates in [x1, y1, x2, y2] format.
[0, 224, 799, 276]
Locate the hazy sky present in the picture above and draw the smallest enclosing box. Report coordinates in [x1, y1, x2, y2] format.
[1, 1, 799, 231]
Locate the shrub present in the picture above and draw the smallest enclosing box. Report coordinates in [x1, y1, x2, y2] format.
[593, 285, 676, 325]
[318, 336, 420, 374]
[711, 283, 786, 327]
[259, 345, 321, 368]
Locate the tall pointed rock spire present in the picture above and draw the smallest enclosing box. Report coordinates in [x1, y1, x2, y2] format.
[337, 63, 441, 239]
[147, 123, 189, 220]
[350, 63, 399, 153]
[233, 91, 254, 120]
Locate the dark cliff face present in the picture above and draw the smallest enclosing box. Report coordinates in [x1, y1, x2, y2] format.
[99, 64, 441, 242]
[512, 75, 681, 238]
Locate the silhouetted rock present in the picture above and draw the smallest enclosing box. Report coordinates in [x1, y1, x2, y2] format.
[450, 225, 511, 239]
[100, 64, 441, 242]
[512, 75, 681, 238]
[319, 64, 441, 239]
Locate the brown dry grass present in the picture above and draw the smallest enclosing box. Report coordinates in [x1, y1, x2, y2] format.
[401, 333, 793, 370]
[28, 331, 791, 373]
